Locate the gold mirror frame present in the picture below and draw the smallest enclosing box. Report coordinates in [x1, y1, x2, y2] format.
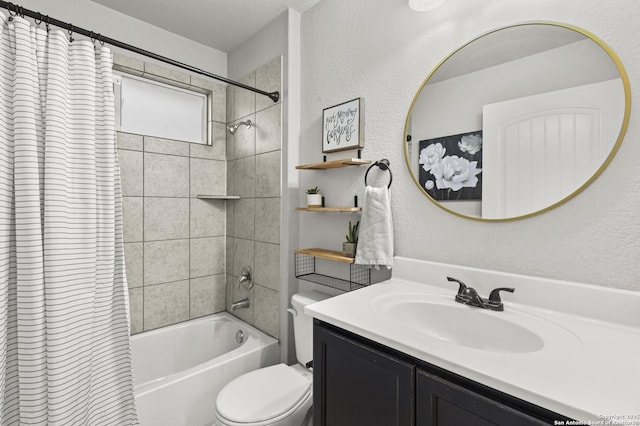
[403, 22, 631, 222]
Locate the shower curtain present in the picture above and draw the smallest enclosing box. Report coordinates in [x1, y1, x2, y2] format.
[0, 13, 138, 425]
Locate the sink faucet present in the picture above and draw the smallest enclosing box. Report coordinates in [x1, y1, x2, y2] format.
[447, 277, 514, 311]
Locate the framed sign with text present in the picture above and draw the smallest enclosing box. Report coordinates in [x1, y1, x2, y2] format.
[322, 98, 365, 153]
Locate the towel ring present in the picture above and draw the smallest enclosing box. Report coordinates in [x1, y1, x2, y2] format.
[364, 159, 392, 189]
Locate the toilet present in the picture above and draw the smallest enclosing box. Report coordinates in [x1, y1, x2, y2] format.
[214, 291, 330, 426]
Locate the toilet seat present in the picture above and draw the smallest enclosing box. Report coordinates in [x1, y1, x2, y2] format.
[215, 363, 312, 425]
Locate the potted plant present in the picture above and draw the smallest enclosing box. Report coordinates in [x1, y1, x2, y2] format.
[306, 186, 322, 207]
[343, 220, 359, 258]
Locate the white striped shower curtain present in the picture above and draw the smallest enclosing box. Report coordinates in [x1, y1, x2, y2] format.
[0, 13, 138, 425]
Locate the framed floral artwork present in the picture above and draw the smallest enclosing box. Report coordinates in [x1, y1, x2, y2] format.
[418, 131, 483, 201]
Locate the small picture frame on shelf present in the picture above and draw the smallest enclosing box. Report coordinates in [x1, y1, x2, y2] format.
[322, 97, 365, 153]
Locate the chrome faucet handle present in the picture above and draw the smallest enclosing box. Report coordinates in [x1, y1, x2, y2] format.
[236, 265, 253, 291]
[488, 287, 515, 303]
[446, 276, 468, 295]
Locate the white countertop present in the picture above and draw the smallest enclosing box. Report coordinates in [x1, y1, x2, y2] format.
[305, 257, 640, 425]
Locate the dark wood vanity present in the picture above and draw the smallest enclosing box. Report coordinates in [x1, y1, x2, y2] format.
[313, 320, 572, 426]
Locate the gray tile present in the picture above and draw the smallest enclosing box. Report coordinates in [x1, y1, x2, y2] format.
[188, 80, 227, 123]
[144, 198, 189, 241]
[117, 132, 143, 151]
[255, 242, 280, 291]
[226, 85, 235, 124]
[255, 151, 281, 197]
[113, 53, 144, 74]
[232, 114, 256, 158]
[226, 160, 235, 195]
[190, 158, 226, 197]
[189, 75, 217, 92]
[144, 153, 189, 197]
[226, 237, 234, 274]
[226, 274, 254, 324]
[128, 287, 144, 334]
[256, 106, 281, 155]
[144, 280, 189, 330]
[233, 198, 255, 240]
[124, 242, 143, 288]
[231, 156, 255, 198]
[226, 125, 235, 161]
[144, 62, 190, 86]
[256, 56, 282, 112]
[144, 239, 189, 285]
[118, 150, 143, 196]
[226, 201, 234, 238]
[190, 198, 225, 238]
[190, 236, 225, 278]
[234, 72, 256, 120]
[144, 136, 190, 157]
[255, 198, 280, 244]
[190, 123, 226, 160]
[190, 274, 226, 318]
[122, 197, 143, 243]
[254, 285, 279, 338]
[233, 238, 254, 277]
[212, 83, 227, 123]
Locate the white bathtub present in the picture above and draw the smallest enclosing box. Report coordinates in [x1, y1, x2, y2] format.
[131, 312, 279, 426]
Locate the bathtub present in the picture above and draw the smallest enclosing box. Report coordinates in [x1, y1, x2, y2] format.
[131, 312, 279, 426]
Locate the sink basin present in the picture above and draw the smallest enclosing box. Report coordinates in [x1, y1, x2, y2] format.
[374, 293, 566, 353]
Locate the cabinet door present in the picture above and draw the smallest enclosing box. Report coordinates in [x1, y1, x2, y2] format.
[314, 322, 415, 426]
[416, 370, 548, 426]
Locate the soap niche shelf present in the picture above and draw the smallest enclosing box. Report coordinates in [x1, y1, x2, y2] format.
[196, 195, 241, 200]
[295, 249, 371, 292]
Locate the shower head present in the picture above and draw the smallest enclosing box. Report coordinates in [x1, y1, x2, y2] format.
[227, 120, 252, 135]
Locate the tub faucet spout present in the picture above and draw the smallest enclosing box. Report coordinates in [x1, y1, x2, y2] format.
[231, 298, 250, 311]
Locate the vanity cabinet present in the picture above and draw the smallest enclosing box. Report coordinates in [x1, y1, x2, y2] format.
[313, 320, 415, 426]
[314, 320, 569, 426]
[416, 370, 547, 425]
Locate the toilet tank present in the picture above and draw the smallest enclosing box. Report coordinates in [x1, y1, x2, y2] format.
[290, 291, 332, 366]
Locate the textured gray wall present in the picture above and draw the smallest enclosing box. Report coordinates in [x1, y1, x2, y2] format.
[299, 0, 640, 292]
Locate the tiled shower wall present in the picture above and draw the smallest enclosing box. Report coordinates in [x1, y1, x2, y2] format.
[115, 55, 229, 334]
[116, 54, 283, 339]
[225, 56, 283, 338]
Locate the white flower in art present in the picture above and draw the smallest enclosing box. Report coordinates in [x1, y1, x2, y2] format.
[430, 155, 482, 191]
[419, 143, 446, 172]
[425, 180, 435, 190]
[458, 133, 482, 155]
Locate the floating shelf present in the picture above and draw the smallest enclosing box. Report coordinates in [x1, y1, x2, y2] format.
[197, 195, 241, 200]
[295, 248, 354, 263]
[296, 206, 361, 212]
[296, 158, 371, 170]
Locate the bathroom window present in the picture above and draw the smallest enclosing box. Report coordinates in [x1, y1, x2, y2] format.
[114, 72, 209, 145]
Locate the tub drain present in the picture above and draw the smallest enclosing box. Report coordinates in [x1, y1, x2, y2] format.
[236, 330, 245, 344]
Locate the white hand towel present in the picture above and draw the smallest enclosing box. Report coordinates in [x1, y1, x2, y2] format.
[355, 186, 393, 269]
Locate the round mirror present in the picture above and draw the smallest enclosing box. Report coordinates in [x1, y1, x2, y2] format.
[404, 22, 630, 221]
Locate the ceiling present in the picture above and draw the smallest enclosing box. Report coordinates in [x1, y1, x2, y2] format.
[90, 0, 323, 52]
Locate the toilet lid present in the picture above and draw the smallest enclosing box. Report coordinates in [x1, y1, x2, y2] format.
[216, 364, 311, 424]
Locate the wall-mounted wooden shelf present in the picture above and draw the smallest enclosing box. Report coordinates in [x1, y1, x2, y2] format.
[295, 248, 355, 264]
[296, 158, 371, 170]
[296, 207, 361, 212]
[197, 195, 241, 200]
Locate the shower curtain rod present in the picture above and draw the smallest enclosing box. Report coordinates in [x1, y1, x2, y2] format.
[0, 1, 280, 103]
